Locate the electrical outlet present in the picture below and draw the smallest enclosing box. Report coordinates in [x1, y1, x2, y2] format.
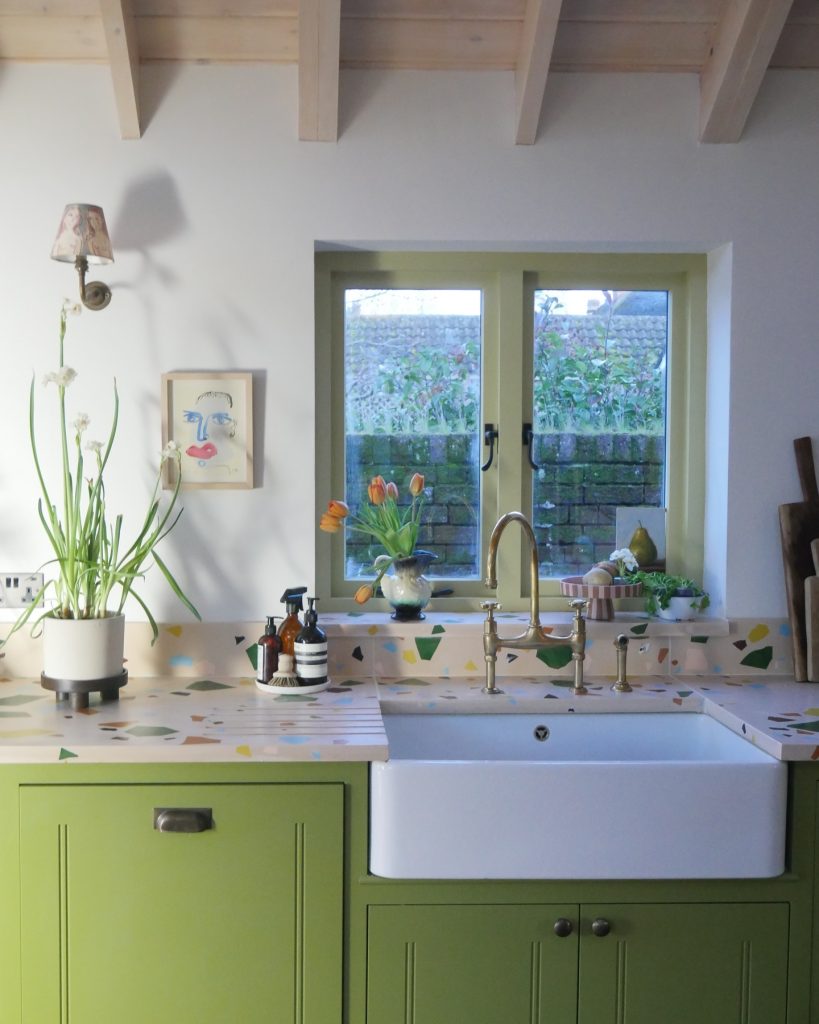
[0, 573, 45, 609]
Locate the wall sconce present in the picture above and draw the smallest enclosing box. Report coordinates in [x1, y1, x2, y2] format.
[50, 204, 114, 311]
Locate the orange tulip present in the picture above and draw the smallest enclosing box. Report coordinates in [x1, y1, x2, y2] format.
[319, 512, 342, 533]
[385, 480, 399, 501]
[327, 499, 349, 519]
[368, 476, 387, 505]
[354, 584, 374, 604]
[409, 473, 425, 497]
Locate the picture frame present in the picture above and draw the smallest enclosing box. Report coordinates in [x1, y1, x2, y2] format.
[161, 371, 253, 490]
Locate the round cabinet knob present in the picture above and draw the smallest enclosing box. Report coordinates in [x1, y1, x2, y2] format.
[591, 918, 611, 937]
[553, 918, 573, 938]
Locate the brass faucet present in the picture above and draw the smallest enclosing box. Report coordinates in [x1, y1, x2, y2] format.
[482, 511, 587, 696]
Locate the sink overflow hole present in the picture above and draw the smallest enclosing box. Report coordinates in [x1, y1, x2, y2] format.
[533, 725, 550, 742]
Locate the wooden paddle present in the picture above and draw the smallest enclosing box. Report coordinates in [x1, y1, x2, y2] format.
[805, 540, 819, 683]
[779, 436, 819, 681]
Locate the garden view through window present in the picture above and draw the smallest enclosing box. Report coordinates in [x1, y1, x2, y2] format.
[531, 289, 668, 576]
[344, 288, 483, 581]
[343, 286, 668, 584]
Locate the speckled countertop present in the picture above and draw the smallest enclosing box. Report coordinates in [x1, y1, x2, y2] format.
[2, 672, 819, 764]
[0, 675, 386, 764]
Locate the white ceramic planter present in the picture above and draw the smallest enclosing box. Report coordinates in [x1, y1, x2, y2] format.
[655, 596, 698, 621]
[42, 613, 125, 681]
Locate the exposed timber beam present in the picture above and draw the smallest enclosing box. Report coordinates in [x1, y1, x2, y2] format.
[298, 0, 341, 142]
[99, 0, 141, 139]
[699, 0, 794, 143]
[515, 0, 563, 145]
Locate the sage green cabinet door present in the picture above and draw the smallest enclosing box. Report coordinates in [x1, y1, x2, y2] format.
[578, 903, 789, 1024]
[367, 904, 578, 1024]
[20, 783, 343, 1024]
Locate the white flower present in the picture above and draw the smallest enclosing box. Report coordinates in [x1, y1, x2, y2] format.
[84, 439, 103, 454]
[160, 440, 181, 462]
[62, 299, 82, 317]
[43, 366, 77, 389]
[73, 413, 90, 434]
[610, 547, 638, 572]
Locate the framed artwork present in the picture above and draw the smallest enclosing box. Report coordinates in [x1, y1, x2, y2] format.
[161, 372, 253, 489]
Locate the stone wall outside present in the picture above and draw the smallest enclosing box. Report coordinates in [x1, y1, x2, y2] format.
[345, 432, 664, 578]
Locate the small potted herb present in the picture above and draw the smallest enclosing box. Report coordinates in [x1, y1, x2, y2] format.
[629, 570, 710, 620]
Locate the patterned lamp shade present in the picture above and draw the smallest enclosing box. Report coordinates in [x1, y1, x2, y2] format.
[51, 204, 114, 265]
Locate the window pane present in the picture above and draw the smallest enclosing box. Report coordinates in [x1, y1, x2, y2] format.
[531, 289, 668, 577]
[344, 288, 482, 581]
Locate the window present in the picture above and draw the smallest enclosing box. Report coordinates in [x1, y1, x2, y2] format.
[315, 252, 706, 611]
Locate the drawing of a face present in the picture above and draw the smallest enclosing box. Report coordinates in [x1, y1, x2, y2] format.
[183, 391, 237, 466]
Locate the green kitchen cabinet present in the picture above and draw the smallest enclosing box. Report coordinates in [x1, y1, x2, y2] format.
[367, 904, 579, 1023]
[367, 901, 789, 1024]
[18, 782, 343, 1024]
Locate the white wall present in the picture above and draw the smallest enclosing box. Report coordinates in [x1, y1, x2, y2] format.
[0, 63, 817, 621]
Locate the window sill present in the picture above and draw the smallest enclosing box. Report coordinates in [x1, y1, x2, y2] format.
[320, 610, 730, 639]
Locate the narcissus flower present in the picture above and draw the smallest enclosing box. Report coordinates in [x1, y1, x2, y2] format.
[43, 366, 77, 389]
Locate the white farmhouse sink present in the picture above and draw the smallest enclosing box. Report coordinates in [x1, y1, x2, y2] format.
[369, 713, 786, 880]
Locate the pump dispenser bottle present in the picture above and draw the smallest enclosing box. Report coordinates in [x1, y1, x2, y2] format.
[279, 587, 307, 656]
[294, 597, 328, 686]
[255, 616, 281, 684]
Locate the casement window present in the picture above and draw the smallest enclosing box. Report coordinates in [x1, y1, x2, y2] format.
[315, 252, 706, 612]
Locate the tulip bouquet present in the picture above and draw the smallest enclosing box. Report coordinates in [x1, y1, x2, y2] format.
[320, 472, 427, 604]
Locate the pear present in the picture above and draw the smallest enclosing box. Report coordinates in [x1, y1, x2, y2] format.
[629, 521, 658, 567]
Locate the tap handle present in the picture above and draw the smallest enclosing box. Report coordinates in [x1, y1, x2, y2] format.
[570, 598, 587, 619]
[612, 634, 632, 693]
[481, 599, 501, 619]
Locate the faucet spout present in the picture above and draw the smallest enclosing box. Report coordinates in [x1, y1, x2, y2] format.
[483, 511, 587, 696]
[485, 511, 542, 629]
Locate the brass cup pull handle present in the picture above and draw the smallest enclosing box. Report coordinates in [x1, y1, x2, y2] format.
[553, 918, 573, 938]
[154, 808, 213, 833]
[591, 918, 611, 937]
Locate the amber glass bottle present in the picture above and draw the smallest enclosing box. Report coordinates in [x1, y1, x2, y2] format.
[278, 587, 307, 656]
[255, 616, 281, 684]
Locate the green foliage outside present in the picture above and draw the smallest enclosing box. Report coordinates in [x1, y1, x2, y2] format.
[344, 316, 480, 435]
[533, 294, 666, 435]
[344, 296, 666, 437]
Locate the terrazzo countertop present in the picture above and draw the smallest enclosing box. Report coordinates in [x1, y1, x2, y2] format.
[2, 671, 819, 764]
[0, 675, 386, 764]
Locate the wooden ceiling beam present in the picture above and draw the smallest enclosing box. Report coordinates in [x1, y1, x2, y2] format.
[699, 0, 794, 143]
[298, 0, 341, 142]
[98, 0, 141, 139]
[514, 0, 563, 145]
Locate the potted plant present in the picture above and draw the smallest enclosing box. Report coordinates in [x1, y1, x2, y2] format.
[319, 472, 434, 618]
[629, 570, 710, 620]
[2, 302, 200, 700]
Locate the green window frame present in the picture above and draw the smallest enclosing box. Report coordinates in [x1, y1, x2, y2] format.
[315, 251, 706, 613]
